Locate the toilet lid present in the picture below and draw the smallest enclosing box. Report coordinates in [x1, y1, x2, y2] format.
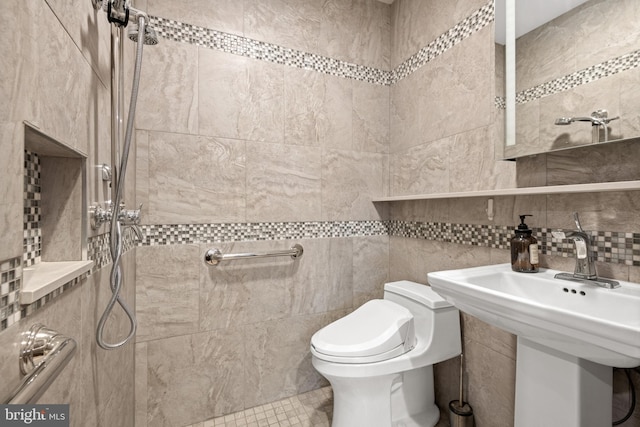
[311, 299, 415, 361]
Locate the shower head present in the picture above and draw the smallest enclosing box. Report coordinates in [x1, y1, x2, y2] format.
[127, 23, 159, 45]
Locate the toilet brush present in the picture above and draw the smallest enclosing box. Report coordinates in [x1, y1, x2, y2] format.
[448, 353, 474, 427]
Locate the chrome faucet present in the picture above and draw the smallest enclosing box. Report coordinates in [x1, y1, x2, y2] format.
[554, 109, 619, 143]
[551, 212, 620, 289]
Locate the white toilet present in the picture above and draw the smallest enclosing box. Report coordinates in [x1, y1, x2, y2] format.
[310, 280, 461, 427]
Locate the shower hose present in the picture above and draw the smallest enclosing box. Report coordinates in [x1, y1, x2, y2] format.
[96, 14, 147, 350]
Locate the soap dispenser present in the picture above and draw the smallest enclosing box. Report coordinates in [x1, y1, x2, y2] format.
[511, 214, 539, 273]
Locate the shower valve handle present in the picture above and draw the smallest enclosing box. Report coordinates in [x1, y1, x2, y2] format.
[118, 204, 143, 226]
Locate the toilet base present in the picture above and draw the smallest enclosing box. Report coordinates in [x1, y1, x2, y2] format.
[326, 366, 439, 427]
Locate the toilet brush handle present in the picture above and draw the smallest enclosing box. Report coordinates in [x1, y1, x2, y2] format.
[459, 353, 464, 404]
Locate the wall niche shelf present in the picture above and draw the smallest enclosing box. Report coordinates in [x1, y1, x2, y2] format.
[372, 180, 640, 202]
[22, 123, 89, 306]
[21, 261, 94, 304]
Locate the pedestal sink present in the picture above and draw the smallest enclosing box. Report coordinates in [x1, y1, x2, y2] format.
[427, 263, 640, 427]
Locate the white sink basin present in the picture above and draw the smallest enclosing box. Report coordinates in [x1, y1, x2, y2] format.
[427, 263, 640, 368]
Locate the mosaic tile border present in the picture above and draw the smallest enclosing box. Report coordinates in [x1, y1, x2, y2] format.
[138, 220, 390, 246]
[135, 220, 640, 266]
[390, 220, 640, 266]
[390, 1, 494, 84]
[4, 219, 639, 331]
[150, 15, 393, 86]
[24, 150, 41, 268]
[494, 48, 640, 108]
[149, 0, 494, 87]
[0, 258, 22, 331]
[516, 49, 640, 104]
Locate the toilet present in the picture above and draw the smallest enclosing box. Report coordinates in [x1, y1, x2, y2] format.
[310, 280, 461, 427]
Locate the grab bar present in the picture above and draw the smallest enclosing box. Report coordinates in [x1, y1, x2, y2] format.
[204, 244, 304, 266]
[3, 324, 77, 404]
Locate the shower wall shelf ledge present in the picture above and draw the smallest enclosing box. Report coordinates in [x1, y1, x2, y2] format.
[21, 261, 94, 305]
[371, 180, 640, 202]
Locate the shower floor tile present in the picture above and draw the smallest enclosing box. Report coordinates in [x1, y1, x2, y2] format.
[184, 386, 451, 427]
[185, 386, 333, 427]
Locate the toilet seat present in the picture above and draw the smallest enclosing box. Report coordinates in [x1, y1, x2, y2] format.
[311, 299, 416, 364]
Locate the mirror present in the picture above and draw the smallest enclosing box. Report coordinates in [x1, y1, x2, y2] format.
[498, 0, 640, 159]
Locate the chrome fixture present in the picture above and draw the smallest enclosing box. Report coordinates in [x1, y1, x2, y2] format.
[551, 212, 620, 289]
[100, 163, 112, 181]
[3, 324, 77, 404]
[554, 109, 619, 143]
[91, 0, 158, 350]
[128, 22, 159, 45]
[91, 201, 143, 239]
[204, 244, 304, 266]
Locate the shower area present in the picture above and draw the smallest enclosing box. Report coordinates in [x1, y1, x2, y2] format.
[2, 0, 601, 426]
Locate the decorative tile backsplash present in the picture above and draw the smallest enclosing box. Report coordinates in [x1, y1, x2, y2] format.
[390, 220, 640, 266]
[149, 0, 494, 87]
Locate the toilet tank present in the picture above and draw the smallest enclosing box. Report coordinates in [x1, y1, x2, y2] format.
[383, 280, 452, 312]
[384, 281, 461, 361]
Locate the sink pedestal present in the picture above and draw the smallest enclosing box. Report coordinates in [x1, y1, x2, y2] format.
[515, 338, 612, 427]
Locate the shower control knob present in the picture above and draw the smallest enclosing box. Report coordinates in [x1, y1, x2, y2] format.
[118, 204, 143, 226]
[91, 203, 113, 230]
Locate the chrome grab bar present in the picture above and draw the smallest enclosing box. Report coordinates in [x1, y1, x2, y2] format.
[204, 244, 304, 266]
[3, 324, 77, 404]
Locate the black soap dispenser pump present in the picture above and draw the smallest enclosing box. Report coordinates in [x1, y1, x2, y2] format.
[511, 214, 539, 273]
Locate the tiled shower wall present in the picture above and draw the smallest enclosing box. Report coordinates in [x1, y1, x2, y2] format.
[0, 0, 136, 426]
[134, 0, 640, 426]
[132, 0, 393, 425]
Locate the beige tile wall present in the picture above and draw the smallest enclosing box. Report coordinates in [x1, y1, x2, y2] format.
[133, 1, 391, 425]
[509, 0, 640, 158]
[389, 0, 640, 426]
[0, 0, 135, 425]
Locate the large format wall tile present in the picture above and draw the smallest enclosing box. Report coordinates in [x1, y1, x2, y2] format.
[391, 137, 451, 196]
[146, 131, 246, 224]
[390, 0, 488, 68]
[45, 0, 112, 86]
[464, 336, 516, 427]
[390, 70, 422, 153]
[199, 240, 298, 331]
[353, 80, 390, 154]
[352, 235, 389, 307]
[246, 142, 321, 223]
[418, 26, 492, 144]
[244, 0, 322, 56]
[199, 49, 284, 143]
[290, 238, 353, 316]
[619, 67, 640, 138]
[136, 244, 201, 342]
[322, 149, 388, 220]
[449, 126, 504, 193]
[136, 39, 198, 135]
[320, 0, 391, 71]
[243, 312, 338, 409]
[284, 68, 353, 149]
[146, 328, 245, 426]
[573, 0, 640, 72]
[148, 0, 244, 36]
